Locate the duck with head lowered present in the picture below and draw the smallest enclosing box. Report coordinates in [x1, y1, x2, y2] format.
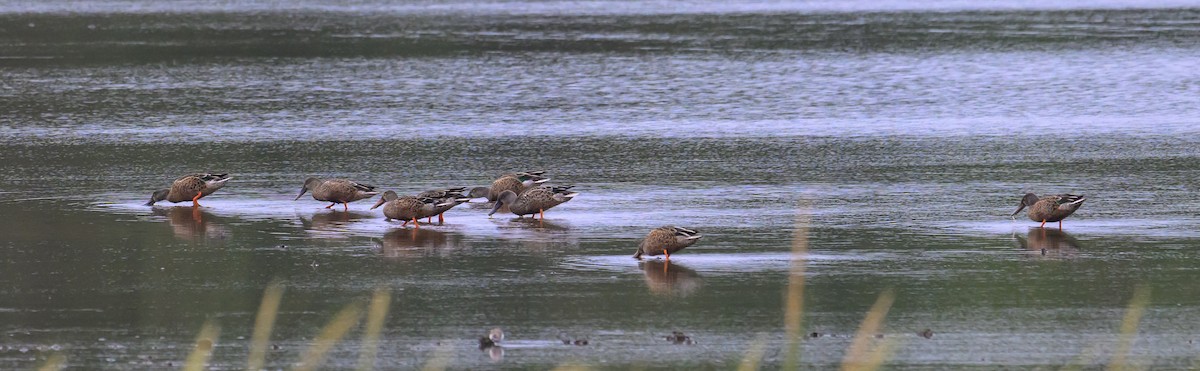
[469, 171, 550, 202]
[633, 226, 703, 261]
[1012, 193, 1086, 229]
[295, 177, 379, 212]
[372, 190, 470, 228]
[487, 185, 578, 220]
[146, 173, 232, 207]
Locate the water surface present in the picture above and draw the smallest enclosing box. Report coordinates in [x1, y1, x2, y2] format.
[3, 1, 1200, 369]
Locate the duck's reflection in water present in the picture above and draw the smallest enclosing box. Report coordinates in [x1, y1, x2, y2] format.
[297, 210, 373, 237]
[1015, 227, 1081, 258]
[376, 228, 465, 259]
[491, 218, 577, 252]
[640, 260, 702, 297]
[153, 206, 229, 242]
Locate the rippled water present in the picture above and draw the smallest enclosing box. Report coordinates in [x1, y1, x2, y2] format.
[3, 1, 1200, 369]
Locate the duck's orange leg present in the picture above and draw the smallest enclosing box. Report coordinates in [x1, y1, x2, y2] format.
[401, 219, 408, 226]
[663, 249, 670, 261]
[343, 203, 348, 212]
[325, 202, 336, 209]
[1059, 220, 1063, 229]
[438, 213, 445, 224]
[192, 192, 203, 208]
[539, 209, 545, 220]
[412, 217, 420, 230]
[1040, 220, 1046, 228]
[427, 217, 432, 224]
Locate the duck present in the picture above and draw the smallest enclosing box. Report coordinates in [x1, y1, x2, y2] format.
[1012, 193, 1086, 229]
[417, 187, 473, 223]
[371, 191, 463, 228]
[294, 177, 379, 211]
[469, 171, 550, 202]
[145, 173, 232, 207]
[487, 185, 578, 219]
[633, 226, 703, 261]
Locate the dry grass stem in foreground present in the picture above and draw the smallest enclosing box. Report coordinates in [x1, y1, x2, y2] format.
[1107, 285, 1150, 371]
[183, 320, 221, 371]
[35, 354, 66, 371]
[246, 281, 284, 371]
[295, 303, 364, 371]
[840, 290, 896, 371]
[357, 288, 392, 371]
[783, 201, 811, 369]
[736, 334, 770, 371]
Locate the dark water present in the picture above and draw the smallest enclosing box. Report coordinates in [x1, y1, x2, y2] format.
[4, 1, 1200, 369]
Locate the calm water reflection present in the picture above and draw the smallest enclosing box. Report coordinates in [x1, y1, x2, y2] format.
[639, 260, 703, 297]
[4, 1, 1200, 370]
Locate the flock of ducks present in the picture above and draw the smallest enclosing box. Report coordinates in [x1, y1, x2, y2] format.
[143, 172, 1088, 260]
[144, 171, 707, 260]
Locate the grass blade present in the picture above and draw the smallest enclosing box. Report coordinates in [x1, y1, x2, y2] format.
[1107, 285, 1150, 371]
[356, 288, 392, 371]
[295, 303, 364, 371]
[36, 354, 66, 371]
[247, 281, 285, 371]
[783, 201, 811, 369]
[184, 320, 221, 371]
[840, 289, 895, 371]
[736, 333, 769, 371]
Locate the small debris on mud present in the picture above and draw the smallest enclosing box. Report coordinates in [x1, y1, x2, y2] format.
[810, 332, 821, 338]
[918, 329, 934, 339]
[666, 331, 695, 345]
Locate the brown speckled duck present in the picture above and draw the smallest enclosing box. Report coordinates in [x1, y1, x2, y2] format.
[469, 171, 550, 202]
[370, 190, 462, 229]
[633, 226, 703, 261]
[487, 185, 577, 219]
[1012, 193, 1086, 229]
[294, 177, 379, 211]
[145, 173, 232, 207]
[417, 187, 473, 223]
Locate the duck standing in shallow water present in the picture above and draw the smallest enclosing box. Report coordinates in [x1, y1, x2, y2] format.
[633, 226, 703, 261]
[1012, 193, 1086, 229]
[146, 173, 232, 207]
[487, 185, 578, 220]
[470, 171, 550, 202]
[371, 191, 465, 228]
[294, 177, 379, 212]
[417, 187, 472, 223]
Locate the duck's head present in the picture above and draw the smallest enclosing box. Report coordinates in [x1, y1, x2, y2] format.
[370, 190, 399, 210]
[145, 189, 169, 206]
[1012, 193, 1039, 217]
[468, 186, 491, 199]
[488, 190, 519, 217]
[294, 177, 322, 200]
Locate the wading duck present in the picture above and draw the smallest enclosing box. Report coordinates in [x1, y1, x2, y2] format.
[469, 171, 550, 202]
[487, 185, 577, 219]
[417, 187, 472, 223]
[1012, 193, 1086, 229]
[295, 177, 379, 211]
[145, 173, 232, 207]
[633, 226, 703, 261]
[371, 191, 463, 228]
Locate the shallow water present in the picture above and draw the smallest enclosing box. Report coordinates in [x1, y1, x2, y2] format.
[3, 1, 1200, 369]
